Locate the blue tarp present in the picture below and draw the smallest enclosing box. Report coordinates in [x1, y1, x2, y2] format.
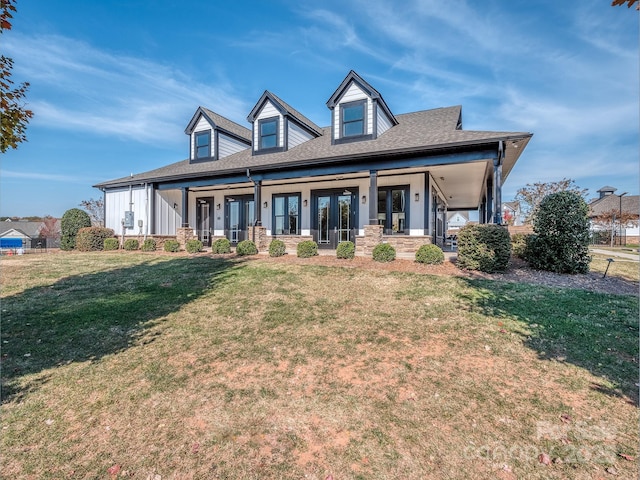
[0, 238, 24, 248]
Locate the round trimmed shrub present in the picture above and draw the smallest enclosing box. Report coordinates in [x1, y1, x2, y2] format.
[269, 239, 286, 257]
[236, 240, 258, 256]
[457, 224, 511, 273]
[296, 240, 318, 258]
[60, 208, 92, 250]
[186, 239, 203, 254]
[526, 191, 590, 274]
[336, 241, 355, 259]
[123, 238, 139, 251]
[76, 227, 115, 252]
[164, 239, 180, 252]
[141, 238, 157, 252]
[212, 238, 231, 254]
[415, 244, 444, 264]
[510, 233, 529, 259]
[372, 243, 396, 262]
[103, 238, 119, 251]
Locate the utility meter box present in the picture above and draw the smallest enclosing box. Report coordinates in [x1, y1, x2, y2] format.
[123, 211, 134, 228]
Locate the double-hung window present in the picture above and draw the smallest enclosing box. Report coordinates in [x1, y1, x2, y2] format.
[377, 187, 408, 234]
[273, 194, 300, 235]
[195, 131, 211, 159]
[259, 118, 278, 150]
[341, 101, 365, 137]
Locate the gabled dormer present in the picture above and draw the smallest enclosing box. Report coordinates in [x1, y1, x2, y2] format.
[326, 70, 398, 145]
[247, 91, 323, 155]
[185, 107, 252, 163]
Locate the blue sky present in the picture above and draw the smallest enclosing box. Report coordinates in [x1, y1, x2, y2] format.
[2, 0, 638, 218]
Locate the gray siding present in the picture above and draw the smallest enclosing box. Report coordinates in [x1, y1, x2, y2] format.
[287, 121, 314, 149]
[218, 132, 250, 158]
[377, 107, 393, 136]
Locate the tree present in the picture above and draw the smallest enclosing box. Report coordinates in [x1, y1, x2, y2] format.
[60, 208, 91, 251]
[39, 215, 60, 239]
[1, 0, 33, 153]
[79, 197, 105, 226]
[514, 178, 588, 224]
[611, 0, 638, 8]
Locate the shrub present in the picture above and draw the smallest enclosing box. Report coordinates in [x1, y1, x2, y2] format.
[236, 240, 258, 256]
[186, 239, 203, 254]
[164, 239, 180, 252]
[415, 244, 444, 264]
[141, 238, 157, 252]
[60, 208, 92, 250]
[103, 238, 119, 251]
[526, 191, 591, 274]
[296, 240, 318, 258]
[212, 238, 231, 254]
[457, 224, 511, 273]
[372, 243, 396, 262]
[123, 239, 139, 251]
[75, 227, 115, 252]
[269, 239, 286, 257]
[336, 241, 355, 259]
[510, 233, 529, 259]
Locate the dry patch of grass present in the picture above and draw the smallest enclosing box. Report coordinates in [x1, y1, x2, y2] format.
[589, 253, 639, 283]
[1, 252, 637, 479]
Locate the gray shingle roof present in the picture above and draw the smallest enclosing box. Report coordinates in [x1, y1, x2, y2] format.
[186, 107, 252, 142]
[266, 91, 323, 136]
[589, 194, 639, 217]
[95, 105, 532, 189]
[0, 221, 43, 238]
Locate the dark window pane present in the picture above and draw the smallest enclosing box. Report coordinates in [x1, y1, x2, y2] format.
[344, 120, 364, 137]
[195, 132, 209, 158]
[343, 104, 363, 122]
[392, 190, 405, 212]
[261, 120, 277, 135]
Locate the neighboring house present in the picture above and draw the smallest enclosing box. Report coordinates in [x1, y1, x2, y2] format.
[447, 211, 469, 231]
[502, 201, 522, 226]
[95, 70, 532, 254]
[0, 221, 42, 250]
[588, 186, 639, 244]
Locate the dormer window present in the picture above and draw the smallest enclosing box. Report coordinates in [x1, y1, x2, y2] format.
[342, 101, 366, 137]
[195, 131, 211, 159]
[259, 117, 279, 150]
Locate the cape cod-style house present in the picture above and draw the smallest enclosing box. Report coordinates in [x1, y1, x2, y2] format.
[94, 71, 532, 255]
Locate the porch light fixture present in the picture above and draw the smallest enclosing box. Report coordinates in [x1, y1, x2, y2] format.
[263, 201, 268, 208]
[216, 203, 221, 210]
[362, 195, 366, 204]
[173, 203, 178, 209]
[414, 193, 419, 202]
[303, 199, 308, 207]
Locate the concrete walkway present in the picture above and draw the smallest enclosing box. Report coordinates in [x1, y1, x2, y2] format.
[590, 248, 639, 261]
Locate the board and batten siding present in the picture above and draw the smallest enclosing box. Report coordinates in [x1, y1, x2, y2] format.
[218, 133, 249, 158]
[333, 83, 373, 139]
[253, 100, 283, 150]
[104, 186, 151, 234]
[287, 121, 314, 149]
[190, 116, 213, 159]
[154, 190, 181, 235]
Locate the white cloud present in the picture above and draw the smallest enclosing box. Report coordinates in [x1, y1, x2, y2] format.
[0, 169, 87, 183]
[4, 34, 250, 146]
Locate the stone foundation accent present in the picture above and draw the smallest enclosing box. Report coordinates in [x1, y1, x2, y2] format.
[268, 235, 314, 253]
[356, 225, 384, 257]
[176, 227, 197, 250]
[247, 226, 268, 251]
[382, 235, 432, 255]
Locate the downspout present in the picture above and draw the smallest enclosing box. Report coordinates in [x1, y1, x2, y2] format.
[493, 141, 504, 225]
[144, 183, 148, 241]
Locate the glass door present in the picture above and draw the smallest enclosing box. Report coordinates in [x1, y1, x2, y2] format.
[225, 196, 254, 245]
[313, 189, 357, 249]
[196, 198, 213, 246]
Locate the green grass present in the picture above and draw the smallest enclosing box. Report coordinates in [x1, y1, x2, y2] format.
[1, 252, 638, 479]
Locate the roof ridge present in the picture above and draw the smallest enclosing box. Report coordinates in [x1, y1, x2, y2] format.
[266, 91, 323, 136]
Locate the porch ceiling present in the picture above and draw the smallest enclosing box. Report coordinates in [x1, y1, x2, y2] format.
[428, 161, 490, 210]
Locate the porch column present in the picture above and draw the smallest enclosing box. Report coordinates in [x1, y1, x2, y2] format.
[424, 173, 431, 235]
[181, 187, 189, 227]
[254, 180, 262, 226]
[486, 178, 493, 224]
[368, 170, 378, 225]
[493, 159, 503, 224]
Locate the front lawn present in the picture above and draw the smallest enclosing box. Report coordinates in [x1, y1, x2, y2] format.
[1, 252, 637, 479]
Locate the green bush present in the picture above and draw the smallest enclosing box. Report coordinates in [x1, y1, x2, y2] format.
[457, 224, 511, 273]
[269, 239, 286, 257]
[141, 238, 157, 252]
[212, 238, 231, 254]
[103, 238, 119, 251]
[510, 233, 529, 259]
[75, 227, 115, 252]
[415, 244, 444, 264]
[296, 240, 318, 258]
[186, 239, 203, 254]
[60, 208, 92, 250]
[236, 240, 258, 256]
[123, 239, 139, 251]
[164, 239, 180, 252]
[372, 243, 396, 262]
[526, 191, 591, 274]
[336, 241, 355, 259]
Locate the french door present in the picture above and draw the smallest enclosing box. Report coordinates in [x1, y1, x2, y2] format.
[225, 195, 255, 245]
[196, 197, 214, 246]
[313, 189, 357, 249]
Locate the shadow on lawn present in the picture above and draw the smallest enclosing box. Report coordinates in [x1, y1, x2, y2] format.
[458, 278, 639, 404]
[0, 255, 244, 403]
